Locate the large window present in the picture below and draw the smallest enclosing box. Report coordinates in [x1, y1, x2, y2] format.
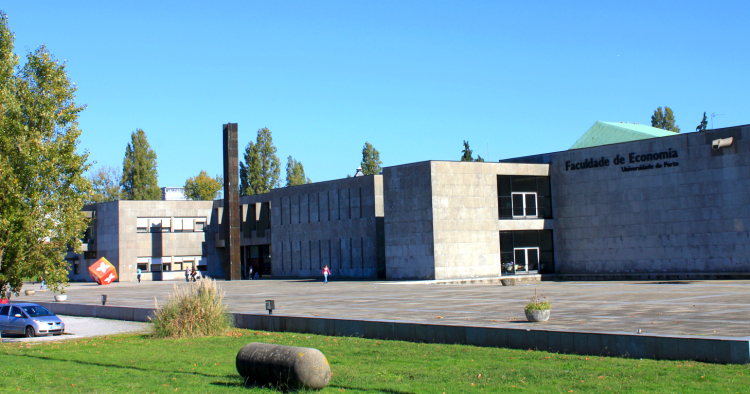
[498, 176, 552, 219]
[500, 230, 554, 275]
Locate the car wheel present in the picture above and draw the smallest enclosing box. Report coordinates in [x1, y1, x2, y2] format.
[25, 326, 35, 338]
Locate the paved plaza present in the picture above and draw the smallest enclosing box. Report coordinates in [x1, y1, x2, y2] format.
[14, 279, 750, 338]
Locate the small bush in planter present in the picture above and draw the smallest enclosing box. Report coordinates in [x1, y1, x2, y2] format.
[524, 288, 551, 322]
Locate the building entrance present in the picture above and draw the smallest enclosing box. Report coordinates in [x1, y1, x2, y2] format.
[243, 245, 272, 279]
[512, 247, 539, 274]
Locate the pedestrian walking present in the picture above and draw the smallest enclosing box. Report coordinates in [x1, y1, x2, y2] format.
[190, 267, 197, 282]
[249, 266, 253, 280]
[184, 267, 190, 282]
[322, 265, 331, 283]
[137, 268, 142, 283]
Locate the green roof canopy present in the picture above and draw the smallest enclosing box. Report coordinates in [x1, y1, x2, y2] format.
[569, 121, 676, 150]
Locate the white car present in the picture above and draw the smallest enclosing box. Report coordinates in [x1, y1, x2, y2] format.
[0, 303, 65, 337]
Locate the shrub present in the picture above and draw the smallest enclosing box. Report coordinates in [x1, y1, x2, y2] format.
[524, 288, 551, 313]
[150, 277, 234, 338]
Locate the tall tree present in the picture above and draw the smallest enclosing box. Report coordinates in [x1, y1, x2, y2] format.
[121, 129, 160, 200]
[184, 170, 223, 200]
[88, 165, 123, 203]
[361, 142, 382, 175]
[285, 156, 311, 187]
[696, 112, 708, 132]
[651, 106, 680, 133]
[0, 11, 92, 296]
[240, 127, 280, 196]
[460, 141, 484, 161]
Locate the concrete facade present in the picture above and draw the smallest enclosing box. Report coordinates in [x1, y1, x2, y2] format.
[383, 161, 550, 280]
[507, 125, 750, 278]
[71, 124, 750, 282]
[72, 200, 219, 282]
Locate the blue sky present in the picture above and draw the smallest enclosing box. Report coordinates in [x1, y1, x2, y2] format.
[5, 1, 748, 187]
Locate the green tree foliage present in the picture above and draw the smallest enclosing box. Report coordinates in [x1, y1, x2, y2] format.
[0, 11, 92, 296]
[121, 129, 161, 200]
[88, 165, 123, 203]
[285, 156, 311, 187]
[239, 127, 280, 196]
[361, 142, 382, 175]
[696, 112, 708, 132]
[184, 170, 223, 200]
[461, 141, 484, 162]
[651, 106, 680, 133]
[461, 141, 473, 161]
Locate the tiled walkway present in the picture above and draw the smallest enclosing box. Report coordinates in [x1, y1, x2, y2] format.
[16, 279, 750, 337]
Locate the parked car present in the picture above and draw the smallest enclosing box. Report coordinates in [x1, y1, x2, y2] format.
[0, 303, 65, 337]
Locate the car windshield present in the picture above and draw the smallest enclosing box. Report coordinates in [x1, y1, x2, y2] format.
[21, 306, 54, 317]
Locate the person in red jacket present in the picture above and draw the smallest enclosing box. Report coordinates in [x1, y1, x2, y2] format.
[322, 265, 331, 283]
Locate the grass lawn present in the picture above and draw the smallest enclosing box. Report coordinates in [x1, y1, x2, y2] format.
[1, 328, 748, 393]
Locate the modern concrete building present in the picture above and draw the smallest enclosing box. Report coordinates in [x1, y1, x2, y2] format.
[70, 123, 750, 282]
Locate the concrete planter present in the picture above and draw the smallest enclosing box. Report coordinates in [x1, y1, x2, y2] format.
[524, 309, 550, 322]
[54, 295, 67, 302]
[500, 279, 516, 286]
[24, 290, 35, 296]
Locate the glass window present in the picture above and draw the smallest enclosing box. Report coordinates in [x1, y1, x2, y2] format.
[21, 306, 53, 317]
[512, 193, 537, 218]
[0, 306, 9, 316]
[512, 177, 537, 192]
[137, 263, 148, 272]
[10, 306, 23, 317]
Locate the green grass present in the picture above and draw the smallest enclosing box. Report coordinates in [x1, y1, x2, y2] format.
[1, 329, 748, 393]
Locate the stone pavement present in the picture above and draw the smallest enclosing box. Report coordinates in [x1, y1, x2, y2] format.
[14, 279, 750, 338]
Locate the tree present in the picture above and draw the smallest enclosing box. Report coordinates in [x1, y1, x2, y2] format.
[651, 106, 680, 133]
[0, 11, 92, 296]
[361, 142, 382, 175]
[240, 127, 280, 196]
[285, 156, 311, 187]
[696, 112, 708, 132]
[184, 170, 223, 200]
[461, 141, 473, 161]
[88, 165, 123, 203]
[121, 129, 161, 200]
[461, 141, 484, 162]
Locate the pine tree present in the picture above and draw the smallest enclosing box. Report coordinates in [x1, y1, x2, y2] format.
[240, 127, 280, 195]
[0, 11, 92, 296]
[696, 112, 708, 132]
[361, 142, 382, 175]
[651, 106, 680, 133]
[461, 141, 474, 161]
[285, 156, 311, 187]
[121, 129, 161, 200]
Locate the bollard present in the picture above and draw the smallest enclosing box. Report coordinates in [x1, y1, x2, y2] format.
[236, 342, 331, 390]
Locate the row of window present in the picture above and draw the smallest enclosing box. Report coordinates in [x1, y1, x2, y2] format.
[136, 217, 207, 233]
[136, 256, 207, 272]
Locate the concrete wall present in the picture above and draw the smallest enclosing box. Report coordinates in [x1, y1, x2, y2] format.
[73, 201, 218, 282]
[430, 161, 550, 280]
[31, 300, 750, 364]
[267, 175, 384, 278]
[508, 125, 750, 276]
[383, 162, 436, 279]
[69, 201, 121, 282]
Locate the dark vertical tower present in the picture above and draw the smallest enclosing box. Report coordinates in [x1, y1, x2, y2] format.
[223, 123, 241, 280]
